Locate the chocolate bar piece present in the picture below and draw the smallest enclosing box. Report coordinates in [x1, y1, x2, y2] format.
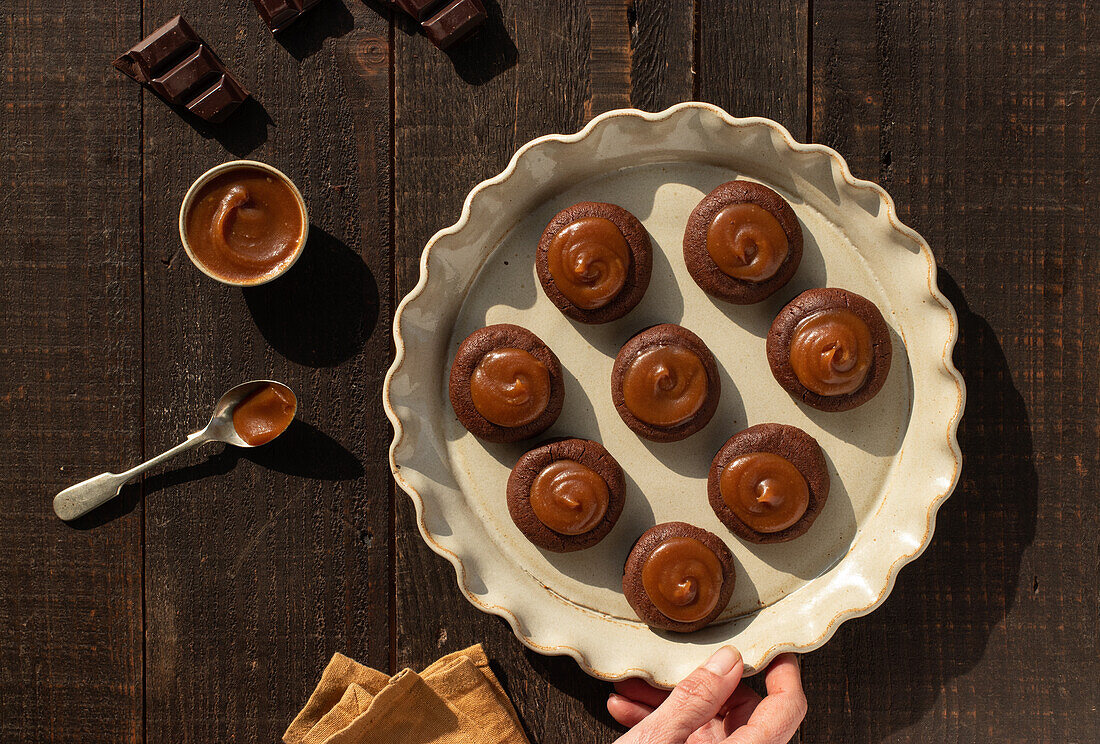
[252, 0, 323, 33]
[113, 16, 248, 123]
[392, 0, 486, 49]
[421, 0, 487, 49]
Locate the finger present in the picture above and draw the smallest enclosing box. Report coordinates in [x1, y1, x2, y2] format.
[724, 655, 806, 744]
[607, 693, 654, 728]
[722, 684, 763, 731]
[613, 677, 672, 708]
[645, 646, 745, 739]
[764, 654, 803, 697]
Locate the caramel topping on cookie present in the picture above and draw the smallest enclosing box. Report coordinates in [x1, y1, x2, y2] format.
[641, 537, 725, 623]
[529, 459, 609, 536]
[548, 217, 632, 310]
[469, 347, 551, 427]
[789, 308, 874, 396]
[621, 344, 707, 428]
[706, 203, 789, 282]
[721, 452, 810, 534]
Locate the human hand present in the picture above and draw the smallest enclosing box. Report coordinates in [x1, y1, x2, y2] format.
[607, 647, 805, 744]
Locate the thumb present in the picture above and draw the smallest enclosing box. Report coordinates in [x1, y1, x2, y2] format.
[643, 646, 744, 740]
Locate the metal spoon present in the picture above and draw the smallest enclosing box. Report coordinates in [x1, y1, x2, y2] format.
[53, 380, 297, 521]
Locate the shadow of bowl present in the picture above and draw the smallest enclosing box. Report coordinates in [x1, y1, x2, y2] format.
[274, 0, 355, 61]
[244, 225, 379, 367]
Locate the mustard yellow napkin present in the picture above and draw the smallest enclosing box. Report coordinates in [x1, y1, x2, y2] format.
[284, 645, 530, 744]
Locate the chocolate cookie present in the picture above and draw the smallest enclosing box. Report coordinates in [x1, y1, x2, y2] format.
[683, 180, 803, 304]
[623, 522, 735, 633]
[708, 423, 830, 544]
[536, 201, 653, 323]
[448, 324, 564, 442]
[506, 438, 626, 552]
[766, 288, 893, 411]
[611, 324, 721, 442]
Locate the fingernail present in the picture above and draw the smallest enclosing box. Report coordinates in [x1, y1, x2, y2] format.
[704, 645, 741, 676]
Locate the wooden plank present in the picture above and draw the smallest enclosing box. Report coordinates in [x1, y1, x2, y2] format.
[696, 0, 809, 139]
[0, 4, 144, 743]
[807, 1, 1099, 741]
[138, 2, 392, 741]
[584, 0, 632, 116]
[630, 0, 695, 113]
[335, 7, 396, 674]
[390, 2, 693, 741]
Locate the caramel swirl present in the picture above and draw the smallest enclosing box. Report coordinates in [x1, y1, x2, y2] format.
[548, 217, 632, 309]
[641, 537, 724, 623]
[789, 308, 874, 396]
[469, 348, 550, 427]
[529, 459, 609, 535]
[706, 203, 789, 282]
[184, 166, 304, 284]
[622, 345, 707, 428]
[721, 452, 809, 533]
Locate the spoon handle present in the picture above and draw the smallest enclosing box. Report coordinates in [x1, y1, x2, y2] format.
[53, 431, 211, 521]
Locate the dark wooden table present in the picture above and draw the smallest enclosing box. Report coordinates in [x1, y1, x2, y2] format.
[2, 1, 1097, 742]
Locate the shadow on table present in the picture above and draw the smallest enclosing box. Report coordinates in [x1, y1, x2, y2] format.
[176, 97, 275, 159]
[276, 0, 356, 61]
[64, 420, 362, 530]
[497, 651, 626, 736]
[442, 0, 518, 86]
[245, 225, 380, 367]
[804, 268, 1038, 740]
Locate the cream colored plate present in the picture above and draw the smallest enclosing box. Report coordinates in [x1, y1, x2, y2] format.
[384, 103, 964, 686]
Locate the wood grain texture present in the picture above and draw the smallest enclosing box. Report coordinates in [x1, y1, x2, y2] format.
[390, 2, 693, 741]
[4, 0, 1098, 742]
[629, 0, 695, 112]
[807, 1, 1099, 741]
[696, 0, 809, 139]
[138, 2, 391, 742]
[335, 2, 395, 674]
[583, 0, 632, 117]
[0, 4, 144, 742]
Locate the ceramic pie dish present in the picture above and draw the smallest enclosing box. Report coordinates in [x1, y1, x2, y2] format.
[384, 102, 964, 686]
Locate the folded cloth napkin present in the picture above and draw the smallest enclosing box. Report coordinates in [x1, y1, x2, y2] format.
[284, 644, 530, 744]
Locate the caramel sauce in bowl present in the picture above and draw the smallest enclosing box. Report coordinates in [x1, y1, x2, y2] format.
[179, 160, 308, 286]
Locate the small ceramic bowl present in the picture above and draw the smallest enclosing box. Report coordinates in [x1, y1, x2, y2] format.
[178, 159, 309, 286]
